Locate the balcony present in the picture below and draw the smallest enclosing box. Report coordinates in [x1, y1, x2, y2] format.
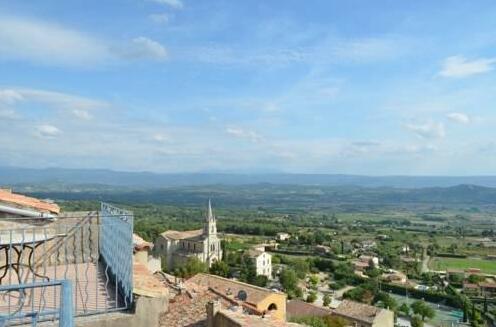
[0, 203, 134, 326]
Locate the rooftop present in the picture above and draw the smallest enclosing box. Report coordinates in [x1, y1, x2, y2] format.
[161, 229, 203, 240]
[160, 284, 227, 326]
[0, 189, 60, 214]
[218, 307, 302, 327]
[333, 300, 383, 324]
[286, 299, 332, 318]
[133, 233, 153, 251]
[246, 248, 265, 258]
[187, 273, 284, 306]
[133, 263, 168, 298]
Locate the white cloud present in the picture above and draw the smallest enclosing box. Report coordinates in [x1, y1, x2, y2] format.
[446, 112, 471, 124]
[119, 37, 168, 61]
[332, 37, 402, 62]
[36, 124, 61, 138]
[0, 89, 23, 104]
[72, 109, 93, 120]
[0, 16, 109, 66]
[152, 133, 170, 143]
[226, 127, 263, 143]
[149, 13, 170, 24]
[405, 121, 445, 139]
[0, 108, 19, 120]
[151, 0, 183, 9]
[0, 16, 170, 66]
[439, 56, 496, 78]
[1, 88, 109, 112]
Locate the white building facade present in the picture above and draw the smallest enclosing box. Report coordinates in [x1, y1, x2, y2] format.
[247, 249, 272, 279]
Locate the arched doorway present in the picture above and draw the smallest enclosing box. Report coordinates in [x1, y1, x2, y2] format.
[268, 303, 277, 311]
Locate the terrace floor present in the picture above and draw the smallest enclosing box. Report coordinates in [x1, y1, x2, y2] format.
[0, 261, 120, 324]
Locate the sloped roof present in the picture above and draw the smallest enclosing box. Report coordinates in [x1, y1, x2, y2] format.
[160, 282, 232, 327]
[133, 234, 153, 251]
[246, 249, 265, 258]
[133, 263, 168, 298]
[0, 189, 60, 214]
[161, 229, 203, 240]
[218, 308, 302, 327]
[187, 273, 283, 306]
[333, 300, 384, 324]
[286, 299, 332, 318]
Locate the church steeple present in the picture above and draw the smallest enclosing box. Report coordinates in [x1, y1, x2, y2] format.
[207, 199, 214, 222]
[204, 199, 217, 235]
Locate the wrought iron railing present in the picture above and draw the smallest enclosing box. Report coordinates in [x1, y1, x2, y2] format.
[99, 203, 134, 309]
[0, 204, 134, 326]
[0, 280, 73, 327]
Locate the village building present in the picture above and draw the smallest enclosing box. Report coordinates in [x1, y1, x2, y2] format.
[154, 200, 222, 270]
[246, 247, 272, 279]
[287, 299, 394, 327]
[159, 273, 290, 325]
[286, 299, 332, 320]
[276, 232, 291, 241]
[332, 300, 394, 327]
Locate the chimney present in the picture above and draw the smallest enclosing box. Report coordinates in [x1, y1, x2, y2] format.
[206, 300, 220, 327]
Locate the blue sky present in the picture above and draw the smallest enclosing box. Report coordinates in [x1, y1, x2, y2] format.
[1, 0, 496, 175]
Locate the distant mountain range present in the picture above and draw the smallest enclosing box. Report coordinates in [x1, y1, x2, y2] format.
[2, 166, 496, 189]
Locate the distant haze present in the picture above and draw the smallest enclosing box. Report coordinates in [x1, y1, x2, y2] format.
[2, 167, 496, 189]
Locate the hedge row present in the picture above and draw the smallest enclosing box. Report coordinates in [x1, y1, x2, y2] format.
[381, 283, 463, 308]
[435, 253, 468, 258]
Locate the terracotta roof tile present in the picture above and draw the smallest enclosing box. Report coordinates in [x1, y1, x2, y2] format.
[333, 300, 384, 324]
[133, 233, 153, 251]
[133, 263, 168, 298]
[187, 273, 282, 306]
[0, 189, 60, 214]
[286, 299, 332, 318]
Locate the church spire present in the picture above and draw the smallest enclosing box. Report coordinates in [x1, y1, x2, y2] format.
[207, 198, 214, 221]
[204, 199, 217, 235]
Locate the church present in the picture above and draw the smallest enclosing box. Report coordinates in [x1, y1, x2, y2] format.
[154, 200, 223, 270]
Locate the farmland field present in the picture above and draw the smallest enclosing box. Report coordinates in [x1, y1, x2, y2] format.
[429, 257, 496, 274]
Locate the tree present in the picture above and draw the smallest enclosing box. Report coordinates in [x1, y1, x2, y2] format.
[253, 275, 268, 287]
[209, 260, 230, 277]
[411, 315, 424, 327]
[411, 300, 435, 321]
[280, 268, 299, 291]
[323, 316, 347, 327]
[292, 259, 310, 279]
[468, 274, 482, 284]
[280, 268, 302, 299]
[374, 292, 397, 311]
[399, 303, 410, 316]
[365, 266, 381, 279]
[239, 255, 257, 284]
[309, 275, 320, 286]
[306, 291, 317, 303]
[175, 257, 207, 278]
[323, 294, 331, 307]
